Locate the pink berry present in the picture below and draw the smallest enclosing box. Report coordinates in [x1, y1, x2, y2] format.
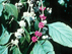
[38, 32, 42, 37]
[35, 31, 42, 37]
[38, 22, 44, 28]
[39, 14, 47, 20]
[39, 6, 46, 11]
[31, 36, 38, 42]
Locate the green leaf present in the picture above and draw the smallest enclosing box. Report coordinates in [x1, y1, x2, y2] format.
[0, 4, 3, 16]
[0, 46, 8, 54]
[10, 46, 16, 51]
[13, 47, 22, 54]
[32, 40, 55, 54]
[4, 3, 18, 20]
[20, 36, 25, 44]
[23, 3, 27, 9]
[48, 22, 72, 47]
[34, 19, 39, 30]
[30, 51, 33, 54]
[58, 0, 65, 6]
[23, 28, 30, 43]
[4, 14, 9, 20]
[0, 0, 6, 3]
[0, 24, 12, 45]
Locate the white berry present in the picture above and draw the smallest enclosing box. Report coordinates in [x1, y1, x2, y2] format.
[19, 20, 26, 27]
[11, 39, 19, 46]
[42, 20, 47, 24]
[23, 12, 30, 17]
[17, 28, 24, 34]
[14, 32, 22, 39]
[47, 7, 52, 14]
[29, 4, 33, 7]
[18, 3, 22, 6]
[48, 8, 52, 14]
[42, 35, 48, 39]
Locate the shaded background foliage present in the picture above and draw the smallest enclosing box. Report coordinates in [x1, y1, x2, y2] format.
[46, 0, 72, 54]
[0, 0, 72, 54]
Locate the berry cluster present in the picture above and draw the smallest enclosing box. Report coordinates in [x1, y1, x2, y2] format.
[31, 5, 47, 42]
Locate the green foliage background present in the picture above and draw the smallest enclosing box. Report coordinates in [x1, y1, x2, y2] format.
[0, 0, 72, 54]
